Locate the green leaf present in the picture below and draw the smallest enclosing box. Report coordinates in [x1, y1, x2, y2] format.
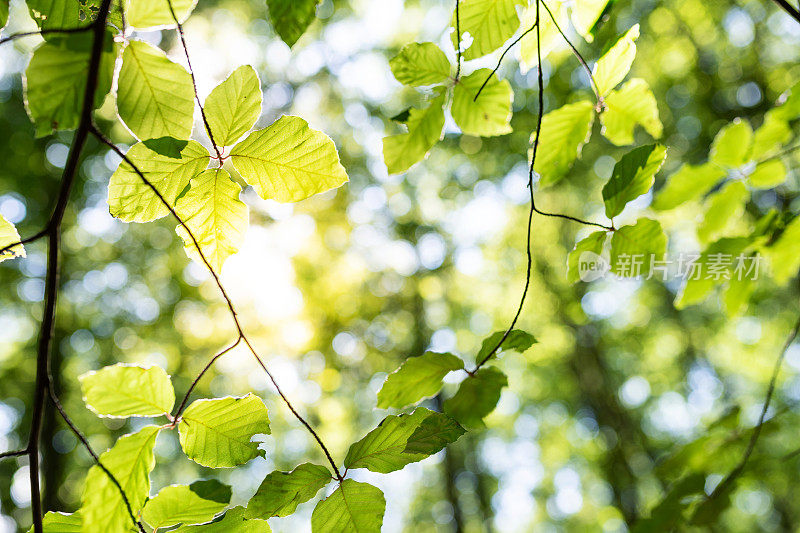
[345, 407, 461, 473]
[533, 100, 595, 187]
[389, 42, 451, 86]
[174, 168, 249, 272]
[570, 0, 610, 39]
[0, 214, 25, 262]
[567, 231, 608, 283]
[696, 181, 749, 244]
[79, 363, 174, 418]
[444, 367, 507, 427]
[602, 144, 667, 219]
[518, 1, 569, 72]
[750, 111, 792, 160]
[609, 218, 666, 277]
[383, 95, 446, 174]
[403, 411, 465, 455]
[600, 78, 662, 145]
[204, 65, 262, 147]
[593, 24, 639, 96]
[0, 0, 9, 29]
[245, 463, 331, 519]
[475, 329, 536, 361]
[709, 119, 753, 168]
[675, 237, 751, 308]
[24, 31, 117, 137]
[773, 80, 800, 121]
[311, 480, 385, 533]
[27, 511, 81, 533]
[82, 426, 160, 533]
[767, 215, 800, 284]
[652, 162, 725, 211]
[723, 273, 755, 317]
[175, 507, 271, 533]
[452, 0, 524, 61]
[28, 0, 98, 30]
[117, 40, 195, 140]
[142, 481, 231, 530]
[747, 159, 787, 189]
[230, 115, 349, 202]
[632, 474, 706, 533]
[178, 393, 270, 468]
[376, 351, 464, 409]
[266, 0, 320, 47]
[107, 138, 210, 223]
[451, 69, 513, 137]
[126, 0, 197, 29]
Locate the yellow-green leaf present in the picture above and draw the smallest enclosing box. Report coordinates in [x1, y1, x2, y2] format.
[230, 115, 349, 202]
[570, 0, 610, 39]
[175, 507, 270, 533]
[767, 215, 800, 284]
[609, 218, 666, 277]
[567, 231, 608, 283]
[600, 78, 662, 145]
[383, 95, 445, 174]
[747, 159, 787, 189]
[751, 111, 792, 160]
[452, 0, 524, 61]
[266, 0, 320, 47]
[518, 0, 568, 72]
[117, 40, 195, 141]
[376, 351, 464, 409]
[175, 168, 249, 272]
[28, 0, 98, 30]
[652, 162, 725, 211]
[593, 24, 639, 96]
[311, 480, 385, 533]
[444, 367, 507, 428]
[696, 181, 749, 244]
[0, 214, 25, 262]
[27, 511, 81, 533]
[675, 237, 751, 308]
[107, 138, 210, 223]
[82, 426, 160, 533]
[602, 144, 667, 219]
[245, 463, 331, 519]
[452, 69, 513, 137]
[126, 0, 197, 29]
[389, 42, 451, 86]
[178, 394, 270, 468]
[79, 363, 174, 418]
[532, 100, 595, 187]
[142, 481, 231, 530]
[709, 119, 753, 168]
[204, 65, 262, 147]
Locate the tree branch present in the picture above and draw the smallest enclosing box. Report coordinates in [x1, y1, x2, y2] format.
[0, 25, 92, 46]
[772, 0, 800, 24]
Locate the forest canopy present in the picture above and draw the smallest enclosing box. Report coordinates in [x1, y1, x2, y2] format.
[1, 0, 800, 531]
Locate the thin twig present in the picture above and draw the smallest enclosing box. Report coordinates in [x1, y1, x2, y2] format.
[772, 0, 800, 24]
[172, 337, 242, 420]
[164, 0, 224, 160]
[473, 23, 537, 102]
[0, 228, 49, 257]
[454, 0, 462, 81]
[48, 386, 146, 533]
[532, 202, 614, 230]
[90, 125, 344, 481]
[705, 310, 800, 502]
[468, 0, 543, 375]
[0, 448, 28, 459]
[0, 25, 92, 46]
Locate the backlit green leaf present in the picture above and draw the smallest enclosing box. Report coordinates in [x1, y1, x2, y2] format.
[230, 115, 349, 202]
[107, 138, 210, 223]
[27, 511, 81, 533]
[28, 0, 98, 30]
[204, 65, 262, 147]
[267, 0, 320, 47]
[750, 111, 791, 160]
[747, 159, 786, 189]
[593, 24, 639, 96]
[652, 162, 725, 211]
[767, 215, 800, 284]
[178, 393, 270, 468]
[696, 181, 748, 244]
[126, 0, 197, 29]
[82, 426, 160, 533]
[117, 40, 195, 140]
[0, 0, 7, 29]
[600, 78, 662, 145]
[451, 69, 513, 137]
[142, 481, 231, 530]
[533, 100, 595, 187]
[245, 463, 331, 519]
[570, 0, 610, 39]
[444, 366, 507, 427]
[476, 329, 536, 361]
[376, 351, 464, 409]
[675, 237, 751, 308]
[174, 168, 249, 272]
[518, 0, 568, 72]
[723, 273, 755, 317]
[452, 0, 524, 61]
[567, 231, 608, 283]
[24, 31, 117, 137]
[383, 94, 445, 174]
[311, 480, 385, 533]
[403, 411, 465, 455]
[609, 218, 666, 277]
[389, 42, 451, 86]
[175, 507, 270, 532]
[0, 214, 25, 262]
[79, 363, 174, 418]
[709, 119, 753, 168]
[602, 144, 667, 218]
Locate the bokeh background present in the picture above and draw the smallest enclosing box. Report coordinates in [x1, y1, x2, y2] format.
[1, 0, 800, 531]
